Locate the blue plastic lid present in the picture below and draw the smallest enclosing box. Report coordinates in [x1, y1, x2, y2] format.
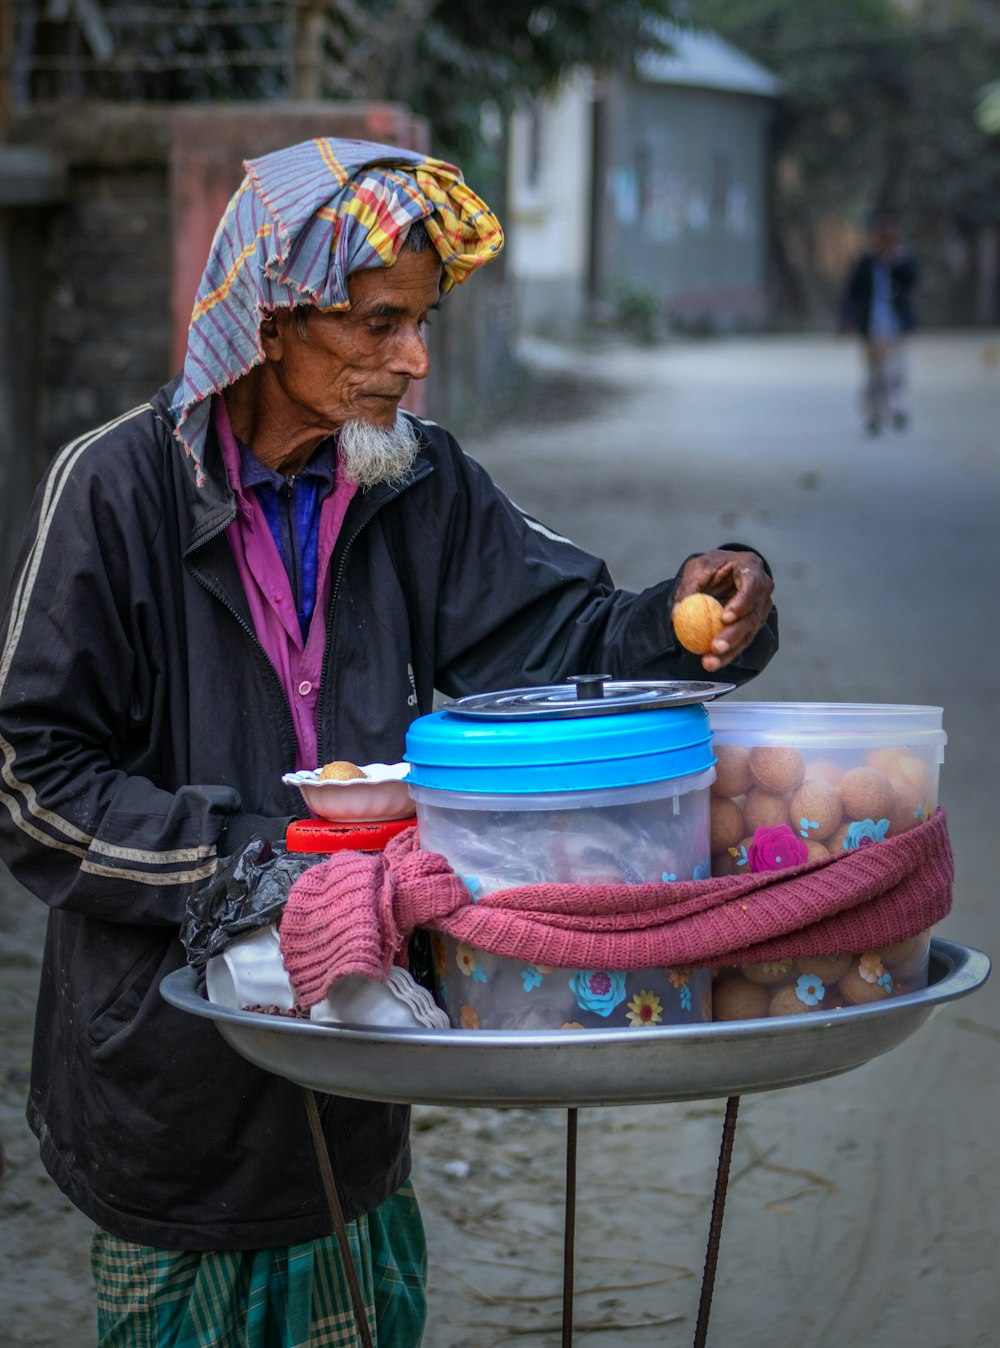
[405, 701, 716, 794]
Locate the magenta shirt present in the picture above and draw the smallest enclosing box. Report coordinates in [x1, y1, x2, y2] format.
[213, 398, 358, 771]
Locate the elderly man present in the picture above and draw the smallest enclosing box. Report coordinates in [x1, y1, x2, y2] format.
[0, 139, 776, 1346]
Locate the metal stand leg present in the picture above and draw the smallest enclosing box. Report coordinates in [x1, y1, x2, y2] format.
[692, 1095, 741, 1348]
[303, 1088, 376, 1348]
[305, 1087, 734, 1348]
[562, 1107, 578, 1347]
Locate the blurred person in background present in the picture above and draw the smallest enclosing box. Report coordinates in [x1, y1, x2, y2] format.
[839, 214, 919, 435]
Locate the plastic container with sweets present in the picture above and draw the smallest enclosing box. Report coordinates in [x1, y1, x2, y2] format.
[404, 678, 731, 1031]
[707, 702, 946, 1019]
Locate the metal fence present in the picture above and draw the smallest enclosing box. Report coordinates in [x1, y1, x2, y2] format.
[2, 0, 308, 118]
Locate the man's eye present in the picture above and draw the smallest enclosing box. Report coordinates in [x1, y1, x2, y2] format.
[367, 322, 392, 336]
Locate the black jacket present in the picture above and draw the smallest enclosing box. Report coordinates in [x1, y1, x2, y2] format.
[0, 380, 777, 1249]
[839, 250, 918, 336]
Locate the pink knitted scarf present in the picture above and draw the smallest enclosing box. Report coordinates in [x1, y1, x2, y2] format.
[278, 810, 953, 1008]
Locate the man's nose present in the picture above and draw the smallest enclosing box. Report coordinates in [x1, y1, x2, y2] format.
[392, 324, 431, 381]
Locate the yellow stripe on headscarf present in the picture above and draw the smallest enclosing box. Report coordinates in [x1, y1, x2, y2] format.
[190, 225, 273, 324]
[415, 158, 504, 291]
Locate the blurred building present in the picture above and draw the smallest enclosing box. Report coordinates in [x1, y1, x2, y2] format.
[507, 24, 781, 338]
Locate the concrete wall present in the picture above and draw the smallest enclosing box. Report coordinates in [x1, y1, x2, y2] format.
[507, 73, 594, 337]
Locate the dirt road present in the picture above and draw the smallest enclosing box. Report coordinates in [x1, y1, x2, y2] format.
[1, 330, 997, 1346]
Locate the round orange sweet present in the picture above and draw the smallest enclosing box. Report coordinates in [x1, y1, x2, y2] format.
[743, 787, 791, 833]
[749, 745, 806, 794]
[826, 822, 853, 856]
[319, 760, 367, 781]
[839, 766, 893, 822]
[885, 752, 932, 798]
[803, 839, 831, 863]
[742, 959, 795, 985]
[710, 797, 746, 852]
[711, 848, 744, 877]
[839, 960, 892, 1005]
[788, 778, 842, 842]
[713, 977, 770, 1021]
[867, 746, 902, 775]
[797, 952, 853, 982]
[672, 593, 725, 655]
[805, 758, 845, 787]
[769, 983, 820, 1016]
[886, 784, 923, 836]
[711, 743, 754, 798]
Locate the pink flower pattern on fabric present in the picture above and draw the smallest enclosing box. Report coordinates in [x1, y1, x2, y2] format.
[747, 824, 809, 873]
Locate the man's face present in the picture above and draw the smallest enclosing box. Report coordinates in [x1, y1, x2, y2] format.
[262, 245, 442, 435]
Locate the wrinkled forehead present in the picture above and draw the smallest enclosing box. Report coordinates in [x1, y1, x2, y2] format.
[346, 246, 444, 309]
[291, 248, 445, 339]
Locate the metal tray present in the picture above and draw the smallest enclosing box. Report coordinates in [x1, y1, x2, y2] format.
[160, 938, 989, 1108]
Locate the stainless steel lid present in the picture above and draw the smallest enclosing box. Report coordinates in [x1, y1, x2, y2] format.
[444, 675, 735, 720]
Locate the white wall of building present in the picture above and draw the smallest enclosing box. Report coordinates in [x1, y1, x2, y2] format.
[507, 70, 594, 335]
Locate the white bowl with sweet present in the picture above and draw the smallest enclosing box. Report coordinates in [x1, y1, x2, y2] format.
[282, 761, 415, 822]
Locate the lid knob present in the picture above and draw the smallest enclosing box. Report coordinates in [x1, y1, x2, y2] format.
[567, 673, 612, 701]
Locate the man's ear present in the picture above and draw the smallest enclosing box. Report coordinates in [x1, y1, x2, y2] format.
[260, 311, 284, 361]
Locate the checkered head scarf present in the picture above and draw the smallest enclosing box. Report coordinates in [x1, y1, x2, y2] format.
[169, 137, 504, 486]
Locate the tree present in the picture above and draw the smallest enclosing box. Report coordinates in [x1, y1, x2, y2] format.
[9, 2, 673, 168]
[321, 1, 671, 164]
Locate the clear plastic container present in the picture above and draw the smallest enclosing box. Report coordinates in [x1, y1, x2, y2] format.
[706, 702, 945, 1017]
[405, 689, 721, 1031]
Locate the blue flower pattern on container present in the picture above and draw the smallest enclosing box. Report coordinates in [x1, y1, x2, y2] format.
[455, 942, 487, 984]
[693, 861, 711, 881]
[728, 842, 750, 869]
[795, 973, 825, 1006]
[798, 816, 820, 839]
[569, 969, 627, 1017]
[661, 871, 677, 883]
[458, 873, 484, 901]
[520, 965, 544, 992]
[841, 818, 890, 851]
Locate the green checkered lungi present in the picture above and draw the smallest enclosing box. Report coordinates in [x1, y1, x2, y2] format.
[91, 1181, 426, 1348]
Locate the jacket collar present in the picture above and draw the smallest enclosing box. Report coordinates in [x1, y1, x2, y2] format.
[151, 379, 434, 552]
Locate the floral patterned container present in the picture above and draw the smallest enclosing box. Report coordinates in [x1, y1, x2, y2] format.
[429, 934, 711, 1032]
[707, 702, 945, 1019]
[405, 678, 730, 1031]
[418, 792, 715, 1031]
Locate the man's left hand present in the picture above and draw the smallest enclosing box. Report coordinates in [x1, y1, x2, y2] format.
[673, 550, 774, 673]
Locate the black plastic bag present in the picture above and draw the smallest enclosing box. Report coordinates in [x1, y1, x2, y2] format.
[181, 836, 322, 971]
[181, 835, 439, 996]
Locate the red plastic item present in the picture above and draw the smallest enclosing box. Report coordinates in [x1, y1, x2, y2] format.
[285, 817, 414, 854]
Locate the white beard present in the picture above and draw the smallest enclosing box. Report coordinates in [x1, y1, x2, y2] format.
[337, 413, 421, 488]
